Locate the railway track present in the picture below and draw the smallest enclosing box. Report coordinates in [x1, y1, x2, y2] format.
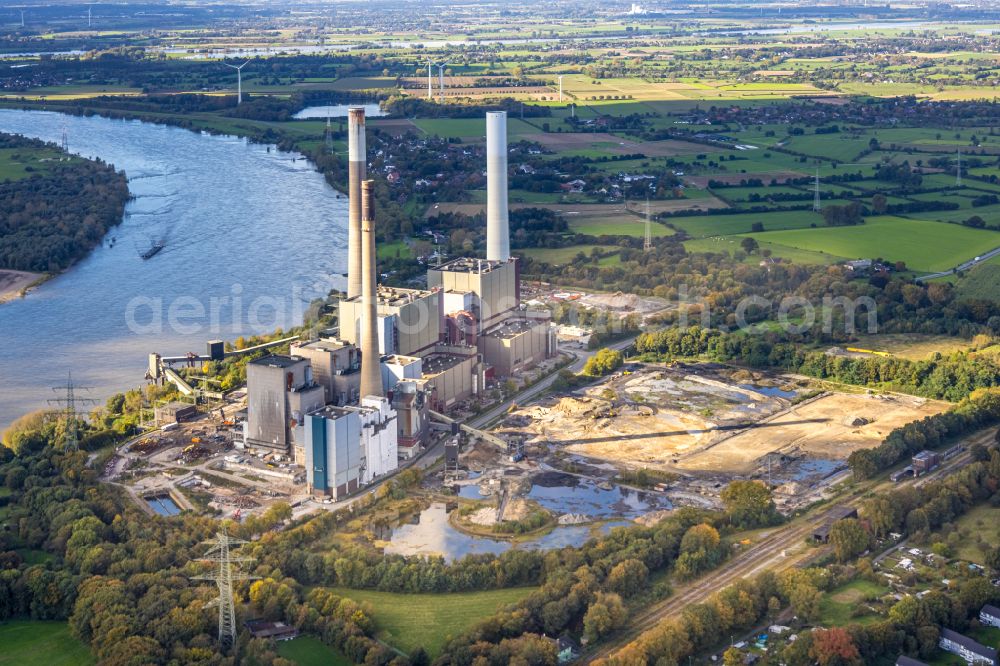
[585, 429, 993, 663]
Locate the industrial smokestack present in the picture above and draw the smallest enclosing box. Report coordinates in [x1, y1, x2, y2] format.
[359, 180, 384, 399]
[347, 107, 366, 300]
[486, 111, 510, 262]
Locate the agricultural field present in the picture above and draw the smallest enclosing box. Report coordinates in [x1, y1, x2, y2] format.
[740, 216, 1000, 273]
[670, 210, 823, 238]
[327, 586, 534, 656]
[0, 621, 94, 666]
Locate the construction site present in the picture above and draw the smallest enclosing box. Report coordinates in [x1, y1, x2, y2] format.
[448, 362, 949, 520]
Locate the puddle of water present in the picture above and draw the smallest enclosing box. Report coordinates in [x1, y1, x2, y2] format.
[738, 383, 798, 399]
[146, 494, 181, 516]
[293, 103, 386, 119]
[772, 458, 844, 483]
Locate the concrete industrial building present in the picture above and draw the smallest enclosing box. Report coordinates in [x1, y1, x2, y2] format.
[244, 355, 325, 454]
[482, 314, 555, 377]
[303, 396, 398, 498]
[339, 286, 442, 357]
[428, 257, 519, 333]
[290, 338, 360, 406]
[392, 378, 430, 457]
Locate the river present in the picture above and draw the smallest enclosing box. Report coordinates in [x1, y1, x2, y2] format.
[0, 110, 348, 429]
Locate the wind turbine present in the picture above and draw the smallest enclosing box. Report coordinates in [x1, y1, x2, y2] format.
[437, 63, 446, 97]
[426, 61, 433, 99]
[224, 60, 251, 105]
[558, 74, 564, 102]
[87, 6, 91, 28]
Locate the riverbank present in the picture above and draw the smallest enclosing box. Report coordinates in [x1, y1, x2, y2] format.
[0, 269, 45, 304]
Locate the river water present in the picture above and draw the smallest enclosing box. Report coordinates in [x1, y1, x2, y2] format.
[0, 110, 348, 429]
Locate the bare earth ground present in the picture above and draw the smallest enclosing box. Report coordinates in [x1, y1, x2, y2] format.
[676, 392, 948, 474]
[0, 270, 42, 304]
[685, 171, 807, 187]
[517, 367, 794, 466]
[514, 365, 947, 474]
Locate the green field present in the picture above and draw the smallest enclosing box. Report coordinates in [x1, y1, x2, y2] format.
[517, 244, 618, 264]
[684, 236, 847, 265]
[0, 146, 77, 182]
[670, 210, 824, 238]
[567, 215, 674, 238]
[328, 586, 534, 656]
[952, 503, 1000, 565]
[741, 216, 1000, 272]
[0, 621, 94, 665]
[818, 579, 889, 627]
[276, 635, 352, 666]
[377, 240, 413, 260]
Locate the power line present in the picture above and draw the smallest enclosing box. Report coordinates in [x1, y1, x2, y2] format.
[48, 371, 98, 451]
[191, 528, 258, 652]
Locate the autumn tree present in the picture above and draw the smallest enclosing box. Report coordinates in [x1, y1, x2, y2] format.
[809, 627, 862, 666]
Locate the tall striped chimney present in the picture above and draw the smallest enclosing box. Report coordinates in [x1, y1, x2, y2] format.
[486, 111, 510, 262]
[347, 107, 366, 300]
[359, 180, 384, 399]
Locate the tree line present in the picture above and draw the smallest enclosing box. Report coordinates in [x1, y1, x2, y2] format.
[0, 133, 128, 272]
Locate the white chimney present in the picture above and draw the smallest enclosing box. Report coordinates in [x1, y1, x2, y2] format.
[486, 111, 510, 262]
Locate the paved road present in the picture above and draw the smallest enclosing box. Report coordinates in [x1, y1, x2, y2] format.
[915, 244, 1000, 281]
[585, 427, 993, 664]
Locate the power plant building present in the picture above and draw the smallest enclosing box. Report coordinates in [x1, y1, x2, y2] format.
[244, 355, 324, 454]
[303, 396, 398, 498]
[482, 315, 555, 377]
[290, 338, 360, 406]
[427, 257, 519, 333]
[339, 286, 442, 358]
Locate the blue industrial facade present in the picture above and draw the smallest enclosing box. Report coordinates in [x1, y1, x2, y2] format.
[309, 414, 328, 493]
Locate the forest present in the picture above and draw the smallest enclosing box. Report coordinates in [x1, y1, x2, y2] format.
[0, 133, 129, 272]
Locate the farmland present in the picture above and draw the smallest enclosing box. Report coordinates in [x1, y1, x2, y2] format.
[740, 217, 1000, 273]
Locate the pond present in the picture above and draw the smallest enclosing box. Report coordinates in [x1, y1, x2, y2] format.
[293, 103, 386, 119]
[457, 472, 671, 520]
[383, 503, 633, 563]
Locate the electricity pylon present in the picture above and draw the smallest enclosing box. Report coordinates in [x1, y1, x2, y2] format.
[48, 371, 97, 451]
[813, 168, 822, 212]
[192, 529, 258, 652]
[644, 198, 653, 252]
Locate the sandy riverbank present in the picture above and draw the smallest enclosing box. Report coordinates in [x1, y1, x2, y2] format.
[0, 269, 44, 304]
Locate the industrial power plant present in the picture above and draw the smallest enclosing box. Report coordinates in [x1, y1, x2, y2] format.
[235, 108, 556, 499]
